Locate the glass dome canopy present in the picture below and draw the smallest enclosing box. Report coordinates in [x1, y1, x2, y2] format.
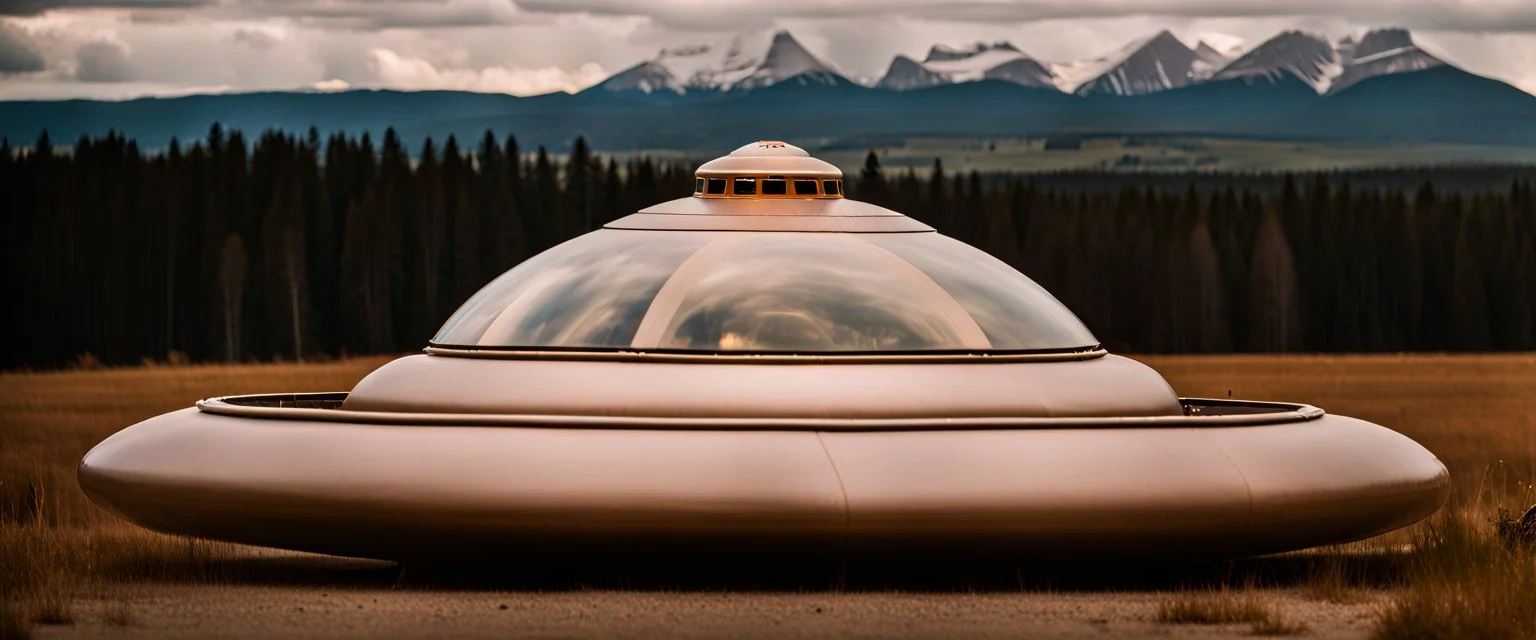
[430, 142, 1099, 355]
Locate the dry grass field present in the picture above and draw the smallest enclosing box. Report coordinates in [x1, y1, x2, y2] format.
[1, 354, 1533, 639]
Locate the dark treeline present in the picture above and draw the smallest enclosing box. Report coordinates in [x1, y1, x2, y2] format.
[1, 128, 1533, 369]
[858, 154, 1534, 356]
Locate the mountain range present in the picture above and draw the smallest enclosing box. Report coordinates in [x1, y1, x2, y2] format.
[2, 27, 1534, 153]
[598, 27, 1451, 99]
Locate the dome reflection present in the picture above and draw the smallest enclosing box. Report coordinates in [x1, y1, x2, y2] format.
[433, 229, 1098, 354]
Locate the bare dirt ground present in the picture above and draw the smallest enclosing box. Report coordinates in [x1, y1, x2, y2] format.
[43, 586, 1384, 640]
[5, 354, 1534, 640]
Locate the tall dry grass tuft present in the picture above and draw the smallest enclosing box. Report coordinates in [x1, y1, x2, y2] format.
[1373, 509, 1536, 640]
[100, 598, 134, 627]
[29, 589, 72, 626]
[0, 600, 30, 640]
[1299, 549, 1373, 604]
[1157, 588, 1308, 635]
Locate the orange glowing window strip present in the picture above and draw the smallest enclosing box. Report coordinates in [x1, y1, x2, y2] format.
[693, 175, 843, 199]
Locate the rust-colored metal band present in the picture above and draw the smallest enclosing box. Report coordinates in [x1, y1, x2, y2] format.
[196, 394, 1324, 431]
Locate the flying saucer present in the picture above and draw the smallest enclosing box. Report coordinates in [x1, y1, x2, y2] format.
[79, 141, 1449, 561]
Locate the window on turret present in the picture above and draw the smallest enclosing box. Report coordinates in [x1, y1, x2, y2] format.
[761, 178, 787, 195]
[794, 179, 818, 195]
[823, 180, 840, 196]
[706, 178, 727, 195]
[733, 177, 757, 195]
[694, 178, 705, 194]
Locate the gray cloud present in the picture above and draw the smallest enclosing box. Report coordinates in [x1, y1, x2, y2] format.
[6, 0, 531, 30]
[75, 40, 131, 81]
[0, 20, 45, 72]
[231, 27, 277, 50]
[0, 0, 207, 17]
[517, 0, 1536, 34]
[237, 0, 523, 30]
[126, 0, 533, 31]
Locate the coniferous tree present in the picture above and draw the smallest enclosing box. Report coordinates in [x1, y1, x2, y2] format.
[858, 150, 887, 207]
[217, 234, 248, 362]
[1187, 220, 1230, 352]
[1248, 208, 1302, 352]
[567, 136, 596, 233]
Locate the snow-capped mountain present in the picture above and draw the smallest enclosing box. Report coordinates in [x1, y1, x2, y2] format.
[595, 31, 844, 94]
[1205, 28, 1446, 95]
[876, 55, 951, 91]
[876, 41, 1055, 91]
[1327, 28, 1445, 95]
[1057, 31, 1201, 96]
[736, 31, 846, 90]
[1191, 41, 1237, 81]
[1210, 31, 1341, 92]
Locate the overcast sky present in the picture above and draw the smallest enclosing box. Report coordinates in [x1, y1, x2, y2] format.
[2, 0, 1535, 100]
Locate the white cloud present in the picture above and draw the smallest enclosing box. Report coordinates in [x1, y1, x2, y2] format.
[367, 48, 607, 94]
[310, 77, 349, 91]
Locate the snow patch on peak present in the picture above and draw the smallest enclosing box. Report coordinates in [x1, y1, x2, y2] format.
[1212, 31, 1340, 92]
[1192, 37, 1240, 81]
[734, 31, 845, 90]
[879, 41, 1054, 90]
[595, 60, 680, 94]
[876, 54, 949, 91]
[597, 30, 844, 94]
[924, 48, 1027, 81]
[1353, 28, 1416, 57]
[1327, 28, 1444, 95]
[1061, 30, 1200, 96]
[657, 31, 772, 91]
[925, 41, 1021, 63]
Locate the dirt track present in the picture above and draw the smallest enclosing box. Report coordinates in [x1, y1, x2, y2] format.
[41, 584, 1383, 640]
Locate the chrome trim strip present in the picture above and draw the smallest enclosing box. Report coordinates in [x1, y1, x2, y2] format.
[197, 394, 1324, 431]
[422, 345, 1108, 364]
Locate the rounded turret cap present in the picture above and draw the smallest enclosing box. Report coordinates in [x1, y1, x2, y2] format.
[695, 140, 842, 180]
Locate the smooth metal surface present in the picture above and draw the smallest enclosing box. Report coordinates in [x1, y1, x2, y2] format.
[635, 197, 902, 217]
[341, 354, 1184, 419]
[693, 141, 842, 180]
[198, 393, 1322, 430]
[79, 408, 1449, 560]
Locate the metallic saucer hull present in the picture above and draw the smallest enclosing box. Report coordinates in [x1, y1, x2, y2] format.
[79, 401, 1449, 561]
